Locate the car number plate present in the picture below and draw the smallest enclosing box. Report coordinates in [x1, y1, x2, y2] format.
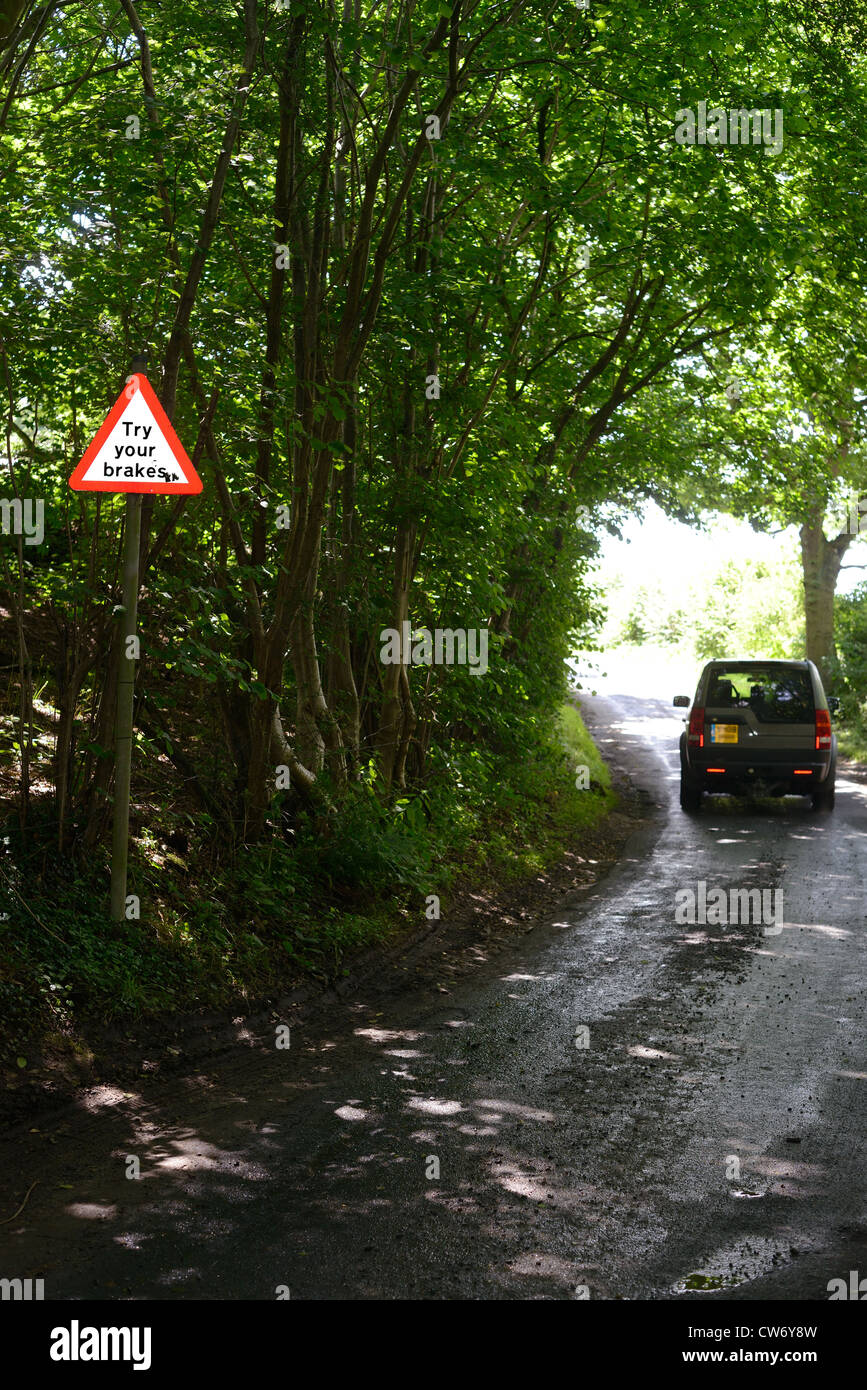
[710, 723, 738, 744]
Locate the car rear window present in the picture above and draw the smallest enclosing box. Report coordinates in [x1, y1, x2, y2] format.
[705, 667, 814, 723]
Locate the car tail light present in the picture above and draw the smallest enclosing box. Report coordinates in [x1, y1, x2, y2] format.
[793, 769, 812, 775]
[688, 706, 704, 747]
[815, 708, 832, 750]
[707, 767, 725, 773]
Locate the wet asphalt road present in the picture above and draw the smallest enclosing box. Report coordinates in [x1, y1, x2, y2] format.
[2, 691, 866, 1300]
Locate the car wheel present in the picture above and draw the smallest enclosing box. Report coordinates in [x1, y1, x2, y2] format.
[811, 775, 835, 812]
[680, 771, 702, 812]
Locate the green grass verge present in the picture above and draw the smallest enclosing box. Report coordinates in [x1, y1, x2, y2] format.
[834, 713, 867, 765]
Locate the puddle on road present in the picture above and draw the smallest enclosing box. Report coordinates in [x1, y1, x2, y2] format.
[678, 1271, 743, 1292]
[672, 1235, 792, 1294]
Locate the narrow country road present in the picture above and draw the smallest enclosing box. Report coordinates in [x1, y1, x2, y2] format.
[2, 689, 866, 1300]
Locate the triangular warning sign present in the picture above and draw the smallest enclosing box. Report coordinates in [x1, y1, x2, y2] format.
[69, 374, 203, 494]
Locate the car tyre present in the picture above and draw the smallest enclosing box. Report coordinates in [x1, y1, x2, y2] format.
[680, 771, 702, 812]
[811, 770, 835, 812]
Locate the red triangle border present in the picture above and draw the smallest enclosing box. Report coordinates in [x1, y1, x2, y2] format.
[68, 374, 203, 494]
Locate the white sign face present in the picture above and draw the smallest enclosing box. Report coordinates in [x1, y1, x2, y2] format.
[80, 389, 182, 486]
[69, 374, 202, 494]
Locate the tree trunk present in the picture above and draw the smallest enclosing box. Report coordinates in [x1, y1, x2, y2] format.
[55, 662, 84, 853]
[800, 511, 850, 690]
[376, 510, 416, 788]
[324, 382, 361, 768]
[81, 614, 124, 849]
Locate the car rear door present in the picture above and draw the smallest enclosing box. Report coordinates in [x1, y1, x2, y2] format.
[704, 667, 814, 762]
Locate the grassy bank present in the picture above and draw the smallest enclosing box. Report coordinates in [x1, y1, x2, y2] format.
[0, 699, 614, 1076]
[834, 711, 867, 765]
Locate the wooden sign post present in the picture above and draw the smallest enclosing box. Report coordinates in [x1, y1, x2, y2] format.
[69, 362, 202, 921]
[110, 491, 142, 922]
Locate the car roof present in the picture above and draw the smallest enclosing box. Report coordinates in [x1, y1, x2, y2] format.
[704, 659, 809, 669]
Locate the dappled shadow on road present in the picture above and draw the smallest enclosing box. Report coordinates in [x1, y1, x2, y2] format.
[2, 684, 862, 1300]
[0, 1009, 622, 1298]
[1, 923, 855, 1302]
[1, 676, 860, 1303]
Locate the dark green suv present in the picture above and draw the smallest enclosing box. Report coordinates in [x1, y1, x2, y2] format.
[674, 659, 838, 813]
